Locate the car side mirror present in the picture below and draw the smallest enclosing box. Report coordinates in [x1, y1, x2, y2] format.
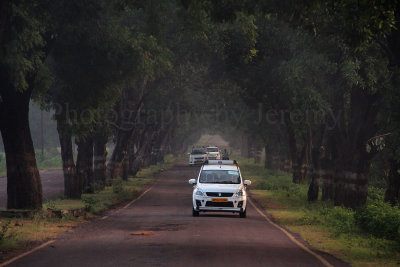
[244, 180, 251, 186]
[188, 179, 197, 185]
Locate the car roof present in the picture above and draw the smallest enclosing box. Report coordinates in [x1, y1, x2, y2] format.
[202, 165, 239, 171]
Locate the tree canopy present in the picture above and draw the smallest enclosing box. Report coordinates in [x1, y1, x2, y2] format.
[1, 0, 400, 209]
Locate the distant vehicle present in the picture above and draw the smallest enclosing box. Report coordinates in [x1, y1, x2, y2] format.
[189, 147, 207, 166]
[188, 160, 251, 218]
[206, 146, 220, 160]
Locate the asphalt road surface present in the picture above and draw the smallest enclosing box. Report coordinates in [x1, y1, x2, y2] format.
[7, 164, 347, 267]
[0, 170, 64, 209]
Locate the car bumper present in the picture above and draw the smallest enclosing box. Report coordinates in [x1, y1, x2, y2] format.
[189, 158, 206, 165]
[189, 160, 205, 165]
[196, 207, 243, 212]
[193, 196, 247, 212]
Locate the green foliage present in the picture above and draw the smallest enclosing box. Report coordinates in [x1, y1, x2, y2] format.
[1, 0, 51, 93]
[367, 186, 385, 203]
[241, 159, 400, 242]
[355, 202, 400, 240]
[0, 220, 11, 244]
[45, 200, 57, 210]
[36, 150, 62, 170]
[322, 206, 357, 236]
[82, 195, 99, 211]
[220, 12, 258, 67]
[112, 178, 124, 194]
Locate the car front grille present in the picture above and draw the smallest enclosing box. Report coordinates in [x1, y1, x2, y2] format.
[205, 201, 234, 207]
[206, 192, 234, 197]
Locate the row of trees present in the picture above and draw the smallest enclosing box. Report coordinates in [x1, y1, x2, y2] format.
[1, 0, 399, 209]
[0, 0, 246, 209]
[213, 0, 400, 208]
[0, 0, 198, 209]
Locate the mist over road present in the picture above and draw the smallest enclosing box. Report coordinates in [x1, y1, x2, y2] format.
[7, 164, 346, 267]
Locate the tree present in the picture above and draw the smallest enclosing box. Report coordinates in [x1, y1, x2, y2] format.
[0, 0, 54, 209]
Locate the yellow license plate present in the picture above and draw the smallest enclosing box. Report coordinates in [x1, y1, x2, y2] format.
[212, 198, 228, 202]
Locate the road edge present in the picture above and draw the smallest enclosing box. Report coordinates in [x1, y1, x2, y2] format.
[0, 240, 55, 267]
[0, 162, 176, 266]
[248, 197, 335, 267]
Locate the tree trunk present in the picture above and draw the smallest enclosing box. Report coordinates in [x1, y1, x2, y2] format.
[332, 151, 370, 208]
[307, 126, 325, 202]
[308, 147, 322, 202]
[122, 150, 129, 181]
[128, 136, 137, 176]
[384, 160, 400, 205]
[321, 169, 334, 201]
[334, 170, 368, 208]
[56, 118, 79, 198]
[130, 129, 155, 176]
[286, 122, 308, 183]
[264, 144, 273, 169]
[253, 144, 262, 164]
[107, 86, 145, 182]
[76, 137, 94, 194]
[0, 88, 42, 209]
[291, 144, 307, 183]
[107, 115, 142, 180]
[321, 134, 335, 201]
[156, 132, 168, 163]
[265, 142, 281, 170]
[93, 131, 108, 190]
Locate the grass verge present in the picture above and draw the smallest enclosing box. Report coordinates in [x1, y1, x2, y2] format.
[239, 158, 400, 267]
[0, 155, 175, 262]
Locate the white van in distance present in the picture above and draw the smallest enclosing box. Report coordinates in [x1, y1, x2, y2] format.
[206, 146, 220, 160]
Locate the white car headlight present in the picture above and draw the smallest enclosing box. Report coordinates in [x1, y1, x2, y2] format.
[195, 189, 204, 196]
[235, 189, 244, 197]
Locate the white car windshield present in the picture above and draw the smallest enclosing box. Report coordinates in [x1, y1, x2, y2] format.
[207, 148, 218, 152]
[199, 170, 241, 184]
[191, 149, 206, 155]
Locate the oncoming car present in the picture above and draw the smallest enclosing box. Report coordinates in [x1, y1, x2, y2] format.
[206, 146, 220, 160]
[188, 147, 207, 166]
[188, 160, 251, 218]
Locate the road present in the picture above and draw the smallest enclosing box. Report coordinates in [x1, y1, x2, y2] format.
[6, 163, 347, 267]
[0, 170, 64, 209]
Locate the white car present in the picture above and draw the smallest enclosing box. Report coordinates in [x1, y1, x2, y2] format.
[188, 160, 251, 218]
[189, 147, 207, 166]
[206, 146, 220, 160]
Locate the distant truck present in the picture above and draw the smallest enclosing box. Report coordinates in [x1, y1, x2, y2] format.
[189, 147, 208, 166]
[206, 146, 220, 160]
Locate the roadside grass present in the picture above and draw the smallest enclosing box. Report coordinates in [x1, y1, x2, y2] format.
[240, 159, 400, 267]
[36, 154, 62, 171]
[43, 199, 85, 211]
[0, 216, 80, 252]
[0, 154, 176, 260]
